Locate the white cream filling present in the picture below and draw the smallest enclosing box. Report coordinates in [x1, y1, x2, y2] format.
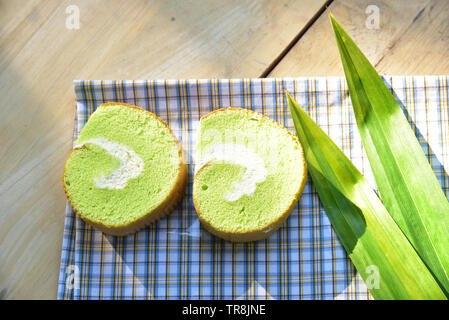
[74, 137, 144, 189]
[195, 143, 267, 201]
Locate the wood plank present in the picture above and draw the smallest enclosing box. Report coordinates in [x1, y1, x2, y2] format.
[270, 0, 449, 77]
[0, 0, 328, 299]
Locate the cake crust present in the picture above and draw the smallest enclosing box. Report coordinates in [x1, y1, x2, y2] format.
[62, 102, 187, 236]
[193, 107, 307, 242]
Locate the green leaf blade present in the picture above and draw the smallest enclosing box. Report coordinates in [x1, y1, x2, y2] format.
[287, 92, 446, 300]
[330, 13, 449, 294]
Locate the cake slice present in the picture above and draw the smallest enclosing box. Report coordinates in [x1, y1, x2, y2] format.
[193, 108, 307, 242]
[63, 103, 187, 236]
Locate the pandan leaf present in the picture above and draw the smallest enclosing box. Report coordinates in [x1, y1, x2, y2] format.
[287, 92, 446, 300]
[330, 13, 449, 295]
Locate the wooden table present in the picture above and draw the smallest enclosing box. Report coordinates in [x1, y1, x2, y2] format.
[1, 0, 448, 299]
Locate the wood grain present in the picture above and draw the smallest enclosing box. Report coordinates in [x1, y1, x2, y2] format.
[270, 0, 449, 77]
[0, 0, 328, 299]
[2, 0, 448, 299]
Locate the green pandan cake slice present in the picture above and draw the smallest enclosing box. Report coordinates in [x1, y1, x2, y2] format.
[193, 108, 307, 242]
[63, 103, 187, 236]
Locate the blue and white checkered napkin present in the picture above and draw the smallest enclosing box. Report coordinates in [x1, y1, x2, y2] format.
[58, 76, 449, 299]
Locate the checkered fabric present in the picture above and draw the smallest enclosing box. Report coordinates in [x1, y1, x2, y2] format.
[58, 76, 449, 300]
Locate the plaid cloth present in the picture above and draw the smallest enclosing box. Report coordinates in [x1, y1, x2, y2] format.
[58, 76, 449, 300]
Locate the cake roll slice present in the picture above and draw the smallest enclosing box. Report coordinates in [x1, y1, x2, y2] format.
[63, 103, 187, 236]
[193, 108, 307, 242]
